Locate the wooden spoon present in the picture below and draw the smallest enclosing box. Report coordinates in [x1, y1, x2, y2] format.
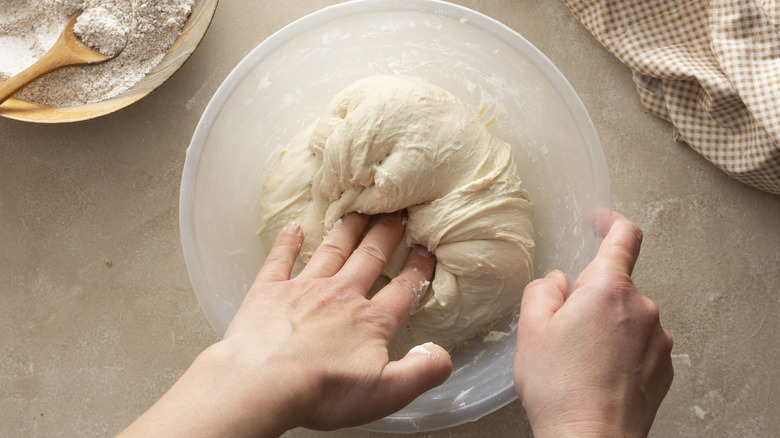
[0, 12, 123, 104]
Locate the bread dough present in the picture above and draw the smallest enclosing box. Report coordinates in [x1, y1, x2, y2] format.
[257, 75, 534, 357]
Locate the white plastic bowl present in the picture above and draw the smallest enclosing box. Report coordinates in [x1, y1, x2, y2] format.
[180, 0, 610, 433]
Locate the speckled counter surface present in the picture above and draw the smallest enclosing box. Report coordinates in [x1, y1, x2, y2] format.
[2, 1, 778, 437]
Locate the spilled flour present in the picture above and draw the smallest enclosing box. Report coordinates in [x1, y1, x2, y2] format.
[0, 0, 194, 106]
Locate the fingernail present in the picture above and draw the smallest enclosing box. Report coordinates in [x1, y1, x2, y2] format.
[406, 342, 450, 359]
[414, 245, 434, 258]
[546, 269, 566, 278]
[407, 342, 434, 357]
[281, 222, 301, 235]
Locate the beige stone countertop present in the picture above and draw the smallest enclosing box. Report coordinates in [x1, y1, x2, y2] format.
[2, 1, 778, 437]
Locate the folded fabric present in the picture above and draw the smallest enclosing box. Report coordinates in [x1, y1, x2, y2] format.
[562, 0, 780, 195]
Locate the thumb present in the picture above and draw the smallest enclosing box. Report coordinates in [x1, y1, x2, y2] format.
[376, 343, 453, 412]
[518, 270, 568, 335]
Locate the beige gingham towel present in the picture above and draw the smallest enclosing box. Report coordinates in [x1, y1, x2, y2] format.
[562, 0, 780, 195]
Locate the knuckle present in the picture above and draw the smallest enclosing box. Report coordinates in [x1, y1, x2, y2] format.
[589, 270, 636, 298]
[357, 302, 395, 330]
[317, 240, 350, 262]
[524, 277, 547, 291]
[523, 276, 556, 293]
[604, 221, 642, 257]
[264, 251, 295, 267]
[644, 297, 661, 322]
[296, 281, 349, 312]
[354, 243, 388, 268]
[390, 275, 419, 298]
[276, 230, 302, 245]
[663, 329, 674, 352]
[391, 275, 429, 314]
[604, 241, 637, 265]
[624, 219, 644, 244]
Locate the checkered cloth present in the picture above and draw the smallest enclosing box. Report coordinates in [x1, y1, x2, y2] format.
[562, 0, 780, 195]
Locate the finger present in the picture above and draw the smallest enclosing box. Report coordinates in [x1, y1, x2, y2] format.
[584, 207, 612, 238]
[517, 270, 568, 337]
[370, 245, 436, 335]
[339, 211, 406, 293]
[255, 222, 304, 283]
[373, 342, 453, 413]
[299, 212, 370, 278]
[591, 213, 643, 277]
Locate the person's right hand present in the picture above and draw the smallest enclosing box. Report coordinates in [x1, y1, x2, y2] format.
[514, 212, 674, 437]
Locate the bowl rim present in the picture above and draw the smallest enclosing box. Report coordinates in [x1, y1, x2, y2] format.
[181, 0, 610, 433]
[0, 0, 219, 123]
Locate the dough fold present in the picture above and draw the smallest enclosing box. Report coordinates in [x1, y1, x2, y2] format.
[258, 75, 534, 357]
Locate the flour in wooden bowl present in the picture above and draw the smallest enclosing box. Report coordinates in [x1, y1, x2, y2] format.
[0, 0, 194, 106]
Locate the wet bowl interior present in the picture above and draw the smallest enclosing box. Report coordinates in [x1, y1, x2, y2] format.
[0, 0, 218, 123]
[180, 0, 610, 433]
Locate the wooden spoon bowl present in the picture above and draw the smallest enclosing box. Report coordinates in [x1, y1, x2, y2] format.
[0, 0, 218, 123]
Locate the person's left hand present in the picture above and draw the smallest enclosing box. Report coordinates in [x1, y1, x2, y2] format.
[119, 212, 453, 438]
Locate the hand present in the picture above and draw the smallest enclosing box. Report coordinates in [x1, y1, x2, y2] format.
[218, 211, 453, 432]
[513, 212, 673, 438]
[118, 212, 452, 438]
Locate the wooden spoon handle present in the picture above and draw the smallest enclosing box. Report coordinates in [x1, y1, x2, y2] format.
[0, 45, 73, 105]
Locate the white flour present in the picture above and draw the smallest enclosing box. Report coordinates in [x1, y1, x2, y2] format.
[74, 6, 128, 57]
[0, 0, 194, 106]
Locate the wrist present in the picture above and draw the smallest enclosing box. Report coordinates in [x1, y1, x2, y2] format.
[523, 386, 650, 438]
[119, 341, 301, 438]
[531, 421, 626, 438]
[530, 413, 648, 438]
[187, 341, 302, 437]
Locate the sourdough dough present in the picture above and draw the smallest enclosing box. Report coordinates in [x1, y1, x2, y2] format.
[258, 75, 534, 357]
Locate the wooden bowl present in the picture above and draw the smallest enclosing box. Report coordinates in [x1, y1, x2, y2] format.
[0, 0, 218, 123]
